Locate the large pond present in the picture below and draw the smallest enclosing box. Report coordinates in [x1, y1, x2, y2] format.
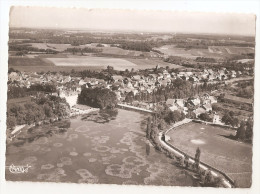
[6, 109, 195, 186]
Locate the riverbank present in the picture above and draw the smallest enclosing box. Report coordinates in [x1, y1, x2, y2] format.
[7, 104, 99, 143]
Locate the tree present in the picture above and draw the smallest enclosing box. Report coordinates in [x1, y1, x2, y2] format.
[199, 113, 211, 122]
[194, 147, 201, 170]
[7, 116, 16, 129]
[78, 88, 118, 109]
[125, 91, 134, 104]
[158, 119, 167, 131]
[146, 117, 151, 139]
[236, 121, 246, 140]
[205, 170, 213, 184]
[184, 155, 189, 169]
[245, 119, 253, 142]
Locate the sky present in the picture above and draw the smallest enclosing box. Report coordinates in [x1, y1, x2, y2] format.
[9, 7, 256, 36]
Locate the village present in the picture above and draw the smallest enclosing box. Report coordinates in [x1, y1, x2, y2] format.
[8, 63, 253, 125]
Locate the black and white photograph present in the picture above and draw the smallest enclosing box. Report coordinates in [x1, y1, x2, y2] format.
[0, 1, 260, 194]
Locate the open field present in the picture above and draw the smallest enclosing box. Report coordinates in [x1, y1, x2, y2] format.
[25, 42, 160, 58]
[101, 46, 142, 56]
[9, 56, 54, 67]
[21, 43, 95, 52]
[10, 65, 104, 72]
[45, 56, 137, 71]
[126, 58, 183, 69]
[9, 53, 184, 72]
[155, 44, 255, 59]
[167, 122, 252, 187]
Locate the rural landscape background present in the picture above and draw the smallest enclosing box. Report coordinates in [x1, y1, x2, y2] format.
[5, 7, 255, 189]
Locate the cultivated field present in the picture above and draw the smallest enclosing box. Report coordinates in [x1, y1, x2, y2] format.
[22, 43, 94, 52]
[167, 122, 252, 187]
[101, 46, 142, 56]
[126, 58, 183, 69]
[9, 56, 54, 67]
[155, 44, 255, 59]
[25, 42, 160, 58]
[46, 56, 138, 71]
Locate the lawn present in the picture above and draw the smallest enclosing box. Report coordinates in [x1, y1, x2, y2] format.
[167, 122, 252, 188]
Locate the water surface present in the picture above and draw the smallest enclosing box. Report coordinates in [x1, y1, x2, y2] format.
[6, 109, 194, 186]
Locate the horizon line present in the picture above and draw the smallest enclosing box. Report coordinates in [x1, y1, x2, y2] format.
[9, 26, 255, 37]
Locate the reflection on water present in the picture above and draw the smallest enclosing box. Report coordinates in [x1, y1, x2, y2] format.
[6, 109, 194, 186]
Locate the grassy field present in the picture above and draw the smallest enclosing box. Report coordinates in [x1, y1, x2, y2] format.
[167, 122, 252, 188]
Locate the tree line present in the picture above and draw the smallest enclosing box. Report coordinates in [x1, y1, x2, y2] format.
[7, 95, 70, 129]
[124, 78, 220, 104]
[8, 84, 57, 99]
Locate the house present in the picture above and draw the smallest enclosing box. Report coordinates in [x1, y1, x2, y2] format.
[79, 79, 86, 86]
[166, 98, 175, 106]
[157, 73, 164, 80]
[125, 82, 133, 88]
[147, 89, 153, 94]
[200, 72, 208, 80]
[193, 107, 206, 117]
[63, 76, 71, 83]
[9, 72, 21, 81]
[181, 75, 189, 81]
[132, 75, 141, 81]
[189, 76, 199, 82]
[207, 69, 214, 75]
[186, 72, 193, 76]
[188, 97, 200, 106]
[231, 70, 237, 78]
[208, 74, 215, 81]
[169, 104, 179, 112]
[175, 99, 185, 108]
[114, 91, 121, 100]
[213, 114, 220, 124]
[161, 79, 168, 87]
[132, 89, 139, 96]
[148, 74, 157, 81]
[222, 74, 228, 80]
[112, 75, 124, 82]
[208, 96, 217, 104]
[163, 70, 171, 78]
[202, 103, 212, 112]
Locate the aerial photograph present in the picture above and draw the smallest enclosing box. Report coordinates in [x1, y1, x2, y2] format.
[5, 7, 255, 188]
